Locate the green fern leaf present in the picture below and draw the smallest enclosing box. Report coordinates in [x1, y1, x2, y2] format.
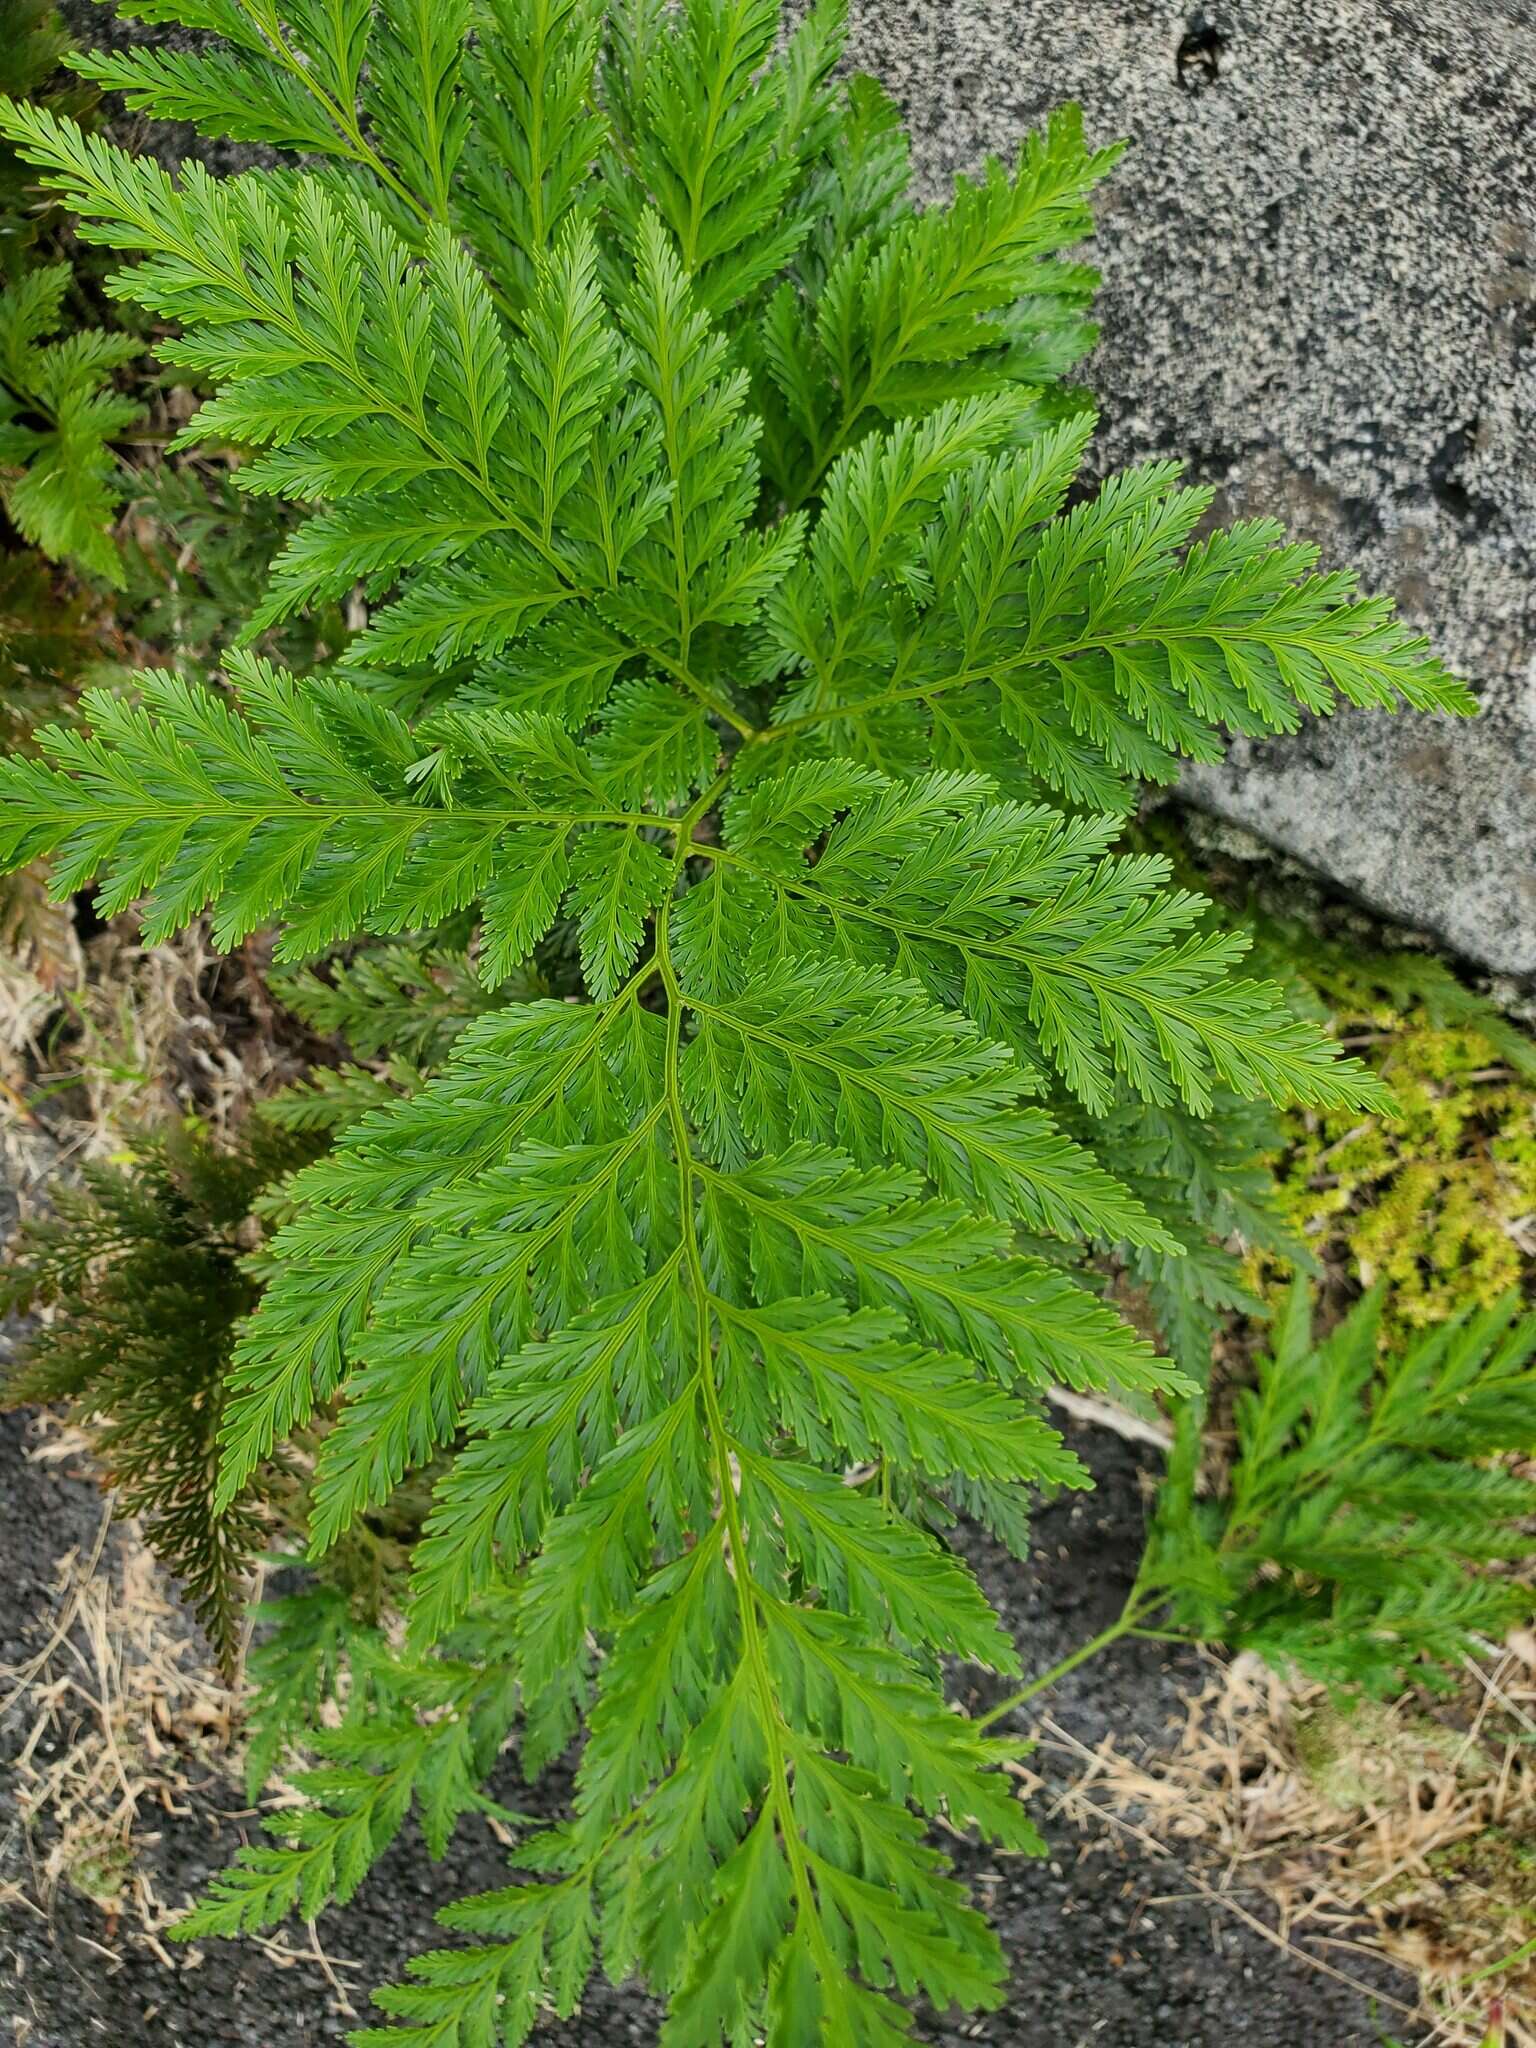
[461, 0, 606, 304]
[70, 45, 346, 152]
[1149, 1283, 1536, 1692]
[0, 11, 1485, 2039]
[0, 260, 140, 580]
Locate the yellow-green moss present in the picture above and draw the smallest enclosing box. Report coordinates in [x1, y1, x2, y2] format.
[1250, 982, 1535, 1340]
[1126, 810, 1535, 1338]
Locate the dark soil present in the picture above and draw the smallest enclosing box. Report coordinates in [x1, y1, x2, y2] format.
[0, 1404, 1423, 2048]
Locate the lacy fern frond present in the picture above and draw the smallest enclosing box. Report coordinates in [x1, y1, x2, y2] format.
[185, 1603, 524, 1933]
[0, 0, 94, 249]
[0, 3, 140, 584]
[0, 258, 141, 580]
[272, 934, 526, 1064]
[108, 461, 355, 679]
[1083, 1087, 1311, 1384]
[0, 0, 69, 114]
[0, 3, 1478, 2037]
[1147, 1283, 1536, 1694]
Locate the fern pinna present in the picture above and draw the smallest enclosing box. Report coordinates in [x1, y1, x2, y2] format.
[0, 2, 1473, 2040]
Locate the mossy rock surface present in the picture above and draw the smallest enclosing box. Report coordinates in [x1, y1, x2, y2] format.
[1256, 995, 1535, 1340]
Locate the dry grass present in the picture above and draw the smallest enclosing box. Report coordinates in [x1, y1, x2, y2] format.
[0, 1454, 366, 2020]
[0, 913, 310, 1178]
[0, 1456, 376, 2036]
[0, 909, 334, 1994]
[0, 1453, 241, 1954]
[1066, 1647, 1536, 2046]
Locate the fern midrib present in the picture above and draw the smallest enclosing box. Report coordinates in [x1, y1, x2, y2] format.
[522, 0, 552, 256]
[535, 1245, 685, 1464]
[230, 0, 519, 332]
[231, 0, 441, 242]
[70, 132, 540, 562]
[696, 1158, 1027, 1340]
[793, 153, 1082, 512]
[533, 278, 580, 547]
[1222, 1392, 1428, 1550]
[714, 1294, 981, 1459]
[805, 457, 943, 719]
[40, 119, 753, 732]
[26, 793, 660, 830]
[682, 980, 1038, 1195]
[677, 1, 743, 278]
[762, 617, 1410, 741]
[0, 353, 58, 428]
[650, 274, 697, 665]
[407, 0, 455, 225]
[654, 751, 834, 1977]
[695, 1277, 829, 1982]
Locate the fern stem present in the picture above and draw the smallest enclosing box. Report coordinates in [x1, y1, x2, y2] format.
[694, 1277, 828, 1961]
[782, 368, 875, 516]
[760, 613, 1435, 748]
[652, 764, 835, 1968]
[643, 643, 757, 739]
[974, 1589, 1167, 1730]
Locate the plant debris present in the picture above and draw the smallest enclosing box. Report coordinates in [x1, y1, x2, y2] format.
[1071, 1647, 1536, 2044]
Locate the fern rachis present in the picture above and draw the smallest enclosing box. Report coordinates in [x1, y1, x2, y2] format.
[0, 2, 1480, 2039]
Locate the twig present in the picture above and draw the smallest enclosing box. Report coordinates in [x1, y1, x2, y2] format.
[1046, 1386, 1174, 1450]
[307, 1921, 359, 2016]
[1460, 1653, 1536, 1742]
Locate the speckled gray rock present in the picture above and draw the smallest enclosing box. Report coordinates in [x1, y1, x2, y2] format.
[842, 0, 1536, 980]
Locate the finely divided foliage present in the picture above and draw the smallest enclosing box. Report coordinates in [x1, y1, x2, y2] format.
[1148, 1281, 1536, 1696]
[0, 3, 1473, 2040]
[0, 260, 142, 581]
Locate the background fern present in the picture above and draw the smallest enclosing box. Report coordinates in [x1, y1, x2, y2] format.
[0, 2, 1485, 2040]
[0, 1116, 324, 1674]
[1146, 1281, 1536, 1696]
[0, 6, 142, 582]
[0, 2, 94, 264]
[0, 253, 142, 580]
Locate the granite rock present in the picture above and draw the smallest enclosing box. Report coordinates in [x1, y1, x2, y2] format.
[841, 0, 1536, 979]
